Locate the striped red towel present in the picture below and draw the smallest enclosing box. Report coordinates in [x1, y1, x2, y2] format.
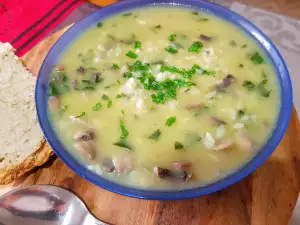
[0, 0, 83, 56]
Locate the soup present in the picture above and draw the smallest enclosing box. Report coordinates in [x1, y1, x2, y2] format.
[48, 7, 279, 189]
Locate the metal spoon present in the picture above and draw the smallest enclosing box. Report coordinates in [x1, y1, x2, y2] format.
[0, 184, 110, 225]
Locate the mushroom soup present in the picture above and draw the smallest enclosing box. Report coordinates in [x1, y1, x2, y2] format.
[48, 8, 279, 189]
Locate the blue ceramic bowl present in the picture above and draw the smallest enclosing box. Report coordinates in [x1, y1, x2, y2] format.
[36, 0, 293, 200]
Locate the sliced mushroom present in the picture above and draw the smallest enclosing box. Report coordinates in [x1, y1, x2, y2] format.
[71, 80, 79, 90]
[48, 96, 60, 110]
[235, 131, 255, 152]
[73, 130, 94, 141]
[216, 74, 236, 91]
[153, 167, 192, 182]
[74, 140, 96, 160]
[209, 116, 226, 126]
[112, 153, 133, 173]
[172, 162, 192, 170]
[153, 167, 171, 179]
[213, 140, 233, 151]
[101, 158, 115, 173]
[76, 66, 85, 74]
[199, 34, 212, 42]
[90, 73, 102, 83]
[185, 103, 206, 111]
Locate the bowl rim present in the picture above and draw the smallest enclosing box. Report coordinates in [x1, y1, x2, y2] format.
[36, 0, 293, 200]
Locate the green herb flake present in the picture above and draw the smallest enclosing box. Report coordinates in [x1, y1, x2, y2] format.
[166, 117, 176, 127]
[229, 40, 237, 47]
[123, 13, 132, 17]
[102, 94, 110, 101]
[107, 100, 112, 108]
[250, 52, 264, 64]
[96, 22, 103, 28]
[237, 109, 245, 118]
[257, 82, 271, 97]
[241, 44, 248, 48]
[92, 102, 102, 111]
[165, 46, 178, 54]
[199, 18, 209, 22]
[242, 80, 256, 90]
[151, 91, 166, 104]
[168, 34, 177, 42]
[120, 120, 129, 140]
[192, 11, 198, 15]
[188, 41, 203, 53]
[175, 141, 184, 150]
[116, 93, 127, 99]
[134, 41, 141, 49]
[75, 112, 86, 118]
[124, 72, 133, 79]
[113, 140, 132, 150]
[111, 64, 120, 69]
[149, 129, 161, 141]
[154, 25, 161, 29]
[125, 51, 138, 59]
[238, 64, 244, 68]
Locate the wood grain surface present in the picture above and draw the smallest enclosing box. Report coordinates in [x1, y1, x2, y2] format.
[1, 2, 300, 224]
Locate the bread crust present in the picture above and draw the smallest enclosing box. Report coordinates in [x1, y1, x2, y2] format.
[0, 139, 53, 184]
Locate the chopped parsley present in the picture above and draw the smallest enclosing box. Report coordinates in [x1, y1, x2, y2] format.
[102, 94, 109, 101]
[168, 34, 177, 42]
[154, 24, 161, 29]
[128, 60, 150, 72]
[92, 102, 102, 111]
[107, 100, 112, 108]
[149, 129, 161, 141]
[124, 72, 133, 78]
[125, 51, 138, 59]
[151, 91, 166, 104]
[166, 117, 176, 126]
[199, 18, 209, 22]
[175, 141, 184, 150]
[96, 22, 103, 28]
[229, 40, 237, 47]
[237, 109, 245, 118]
[116, 93, 127, 99]
[250, 52, 264, 64]
[192, 11, 198, 15]
[242, 80, 256, 90]
[241, 44, 248, 48]
[113, 140, 132, 150]
[120, 120, 129, 140]
[165, 46, 178, 54]
[134, 41, 141, 49]
[111, 64, 120, 69]
[75, 112, 86, 118]
[188, 41, 203, 53]
[257, 81, 271, 97]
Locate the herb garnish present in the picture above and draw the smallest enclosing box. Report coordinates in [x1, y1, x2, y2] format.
[123, 13, 132, 17]
[250, 52, 264, 64]
[242, 80, 256, 90]
[126, 51, 138, 59]
[165, 46, 178, 54]
[107, 100, 112, 108]
[116, 93, 127, 99]
[102, 94, 109, 101]
[92, 102, 102, 111]
[166, 117, 176, 126]
[149, 129, 161, 141]
[96, 22, 103, 28]
[120, 120, 129, 140]
[257, 81, 271, 97]
[188, 41, 203, 53]
[134, 41, 141, 49]
[168, 34, 177, 42]
[175, 141, 184, 150]
[75, 112, 86, 118]
[113, 140, 132, 150]
[111, 64, 120, 69]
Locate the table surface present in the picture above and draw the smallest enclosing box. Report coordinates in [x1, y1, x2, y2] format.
[2, 1, 300, 225]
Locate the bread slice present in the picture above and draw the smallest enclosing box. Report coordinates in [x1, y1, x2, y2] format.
[0, 42, 53, 184]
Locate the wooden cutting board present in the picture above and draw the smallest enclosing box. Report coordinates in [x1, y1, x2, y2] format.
[2, 26, 300, 225]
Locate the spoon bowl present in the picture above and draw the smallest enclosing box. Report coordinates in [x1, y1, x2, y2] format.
[0, 185, 109, 225]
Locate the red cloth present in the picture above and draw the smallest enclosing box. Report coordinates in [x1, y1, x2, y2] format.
[0, 0, 83, 56]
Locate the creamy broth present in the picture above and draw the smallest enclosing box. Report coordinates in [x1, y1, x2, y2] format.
[48, 7, 279, 189]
